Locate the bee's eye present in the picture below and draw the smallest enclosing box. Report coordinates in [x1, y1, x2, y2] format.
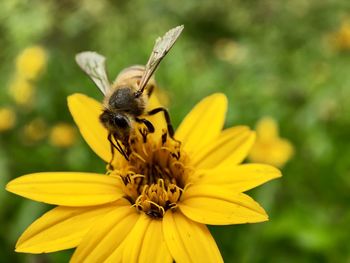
[114, 115, 129, 129]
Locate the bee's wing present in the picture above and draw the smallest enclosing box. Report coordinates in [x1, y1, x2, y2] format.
[75, 51, 111, 95]
[135, 25, 184, 97]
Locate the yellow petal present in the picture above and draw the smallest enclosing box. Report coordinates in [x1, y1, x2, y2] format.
[71, 204, 138, 263]
[175, 93, 227, 155]
[147, 92, 162, 110]
[192, 126, 255, 169]
[256, 116, 279, 142]
[6, 172, 123, 206]
[120, 214, 172, 263]
[249, 138, 294, 168]
[67, 93, 111, 162]
[196, 164, 281, 192]
[105, 214, 173, 263]
[105, 243, 124, 263]
[179, 184, 268, 225]
[144, 93, 167, 140]
[163, 211, 223, 263]
[122, 214, 150, 262]
[15, 204, 115, 253]
[138, 218, 172, 263]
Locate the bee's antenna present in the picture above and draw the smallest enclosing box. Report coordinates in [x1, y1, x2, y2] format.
[135, 25, 184, 98]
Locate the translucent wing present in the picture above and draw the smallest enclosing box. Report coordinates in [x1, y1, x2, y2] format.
[75, 51, 111, 95]
[135, 25, 184, 97]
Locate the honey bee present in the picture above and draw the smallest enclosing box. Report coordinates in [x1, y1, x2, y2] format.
[75, 25, 184, 161]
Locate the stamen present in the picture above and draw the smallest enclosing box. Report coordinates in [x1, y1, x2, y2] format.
[141, 144, 149, 158]
[115, 125, 192, 218]
[130, 152, 147, 163]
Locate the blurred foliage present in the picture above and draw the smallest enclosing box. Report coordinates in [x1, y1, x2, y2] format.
[1, 0, 350, 262]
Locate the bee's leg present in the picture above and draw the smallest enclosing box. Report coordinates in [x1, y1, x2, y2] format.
[135, 117, 155, 133]
[108, 133, 129, 163]
[114, 136, 130, 161]
[147, 107, 180, 143]
[107, 133, 115, 170]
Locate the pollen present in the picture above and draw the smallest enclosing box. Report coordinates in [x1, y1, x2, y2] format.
[110, 128, 192, 218]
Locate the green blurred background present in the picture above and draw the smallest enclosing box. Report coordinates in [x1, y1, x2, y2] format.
[1, 0, 350, 262]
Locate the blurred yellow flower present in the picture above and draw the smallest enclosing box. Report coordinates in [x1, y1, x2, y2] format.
[213, 38, 247, 64]
[16, 46, 47, 80]
[22, 118, 48, 144]
[6, 93, 281, 262]
[329, 20, 350, 51]
[0, 107, 16, 132]
[249, 117, 294, 168]
[8, 77, 35, 107]
[49, 123, 77, 148]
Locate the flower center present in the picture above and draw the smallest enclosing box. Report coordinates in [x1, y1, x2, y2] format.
[110, 127, 192, 218]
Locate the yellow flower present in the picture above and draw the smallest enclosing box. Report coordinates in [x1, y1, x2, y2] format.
[6, 94, 281, 262]
[249, 117, 294, 168]
[8, 77, 35, 107]
[329, 19, 350, 51]
[49, 123, 77, 148]
[16, 46, 47, 80]
[213, 38, 247, 64]
[22, 118, 48, 144]
[0, 107, 16, 132]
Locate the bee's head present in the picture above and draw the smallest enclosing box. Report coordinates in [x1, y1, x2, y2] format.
[100, 110, 131, 139]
